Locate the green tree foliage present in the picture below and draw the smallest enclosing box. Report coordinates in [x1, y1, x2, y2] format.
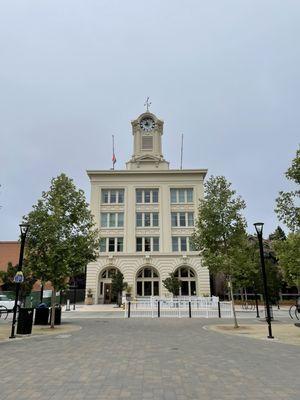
[23, 174, 99, 327]
[274, 232, 300, 293]
[111, 270, 127, 307]
[0, 262, 37, 301]
[268, 226, 286, 242]
[275, 148, 300, 232]
[163, 272, 182, 296]
[191, 176, 248, 328]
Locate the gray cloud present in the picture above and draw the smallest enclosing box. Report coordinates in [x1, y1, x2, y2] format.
[0, 0, 299, 239]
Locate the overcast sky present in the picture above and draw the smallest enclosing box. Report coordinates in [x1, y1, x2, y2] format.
[0, 0, 299, 240]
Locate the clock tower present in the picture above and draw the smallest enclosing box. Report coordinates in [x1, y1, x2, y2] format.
[126, 111, 169, 170]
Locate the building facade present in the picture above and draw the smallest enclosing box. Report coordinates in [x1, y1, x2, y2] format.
[86, 111, 210, 303]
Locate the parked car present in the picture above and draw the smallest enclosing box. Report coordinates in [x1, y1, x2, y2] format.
[0, 294, 15, 310]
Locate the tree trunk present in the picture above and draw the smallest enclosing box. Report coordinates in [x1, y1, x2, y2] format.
[229, 276, 239, 329]
[50, 288, 56, 328]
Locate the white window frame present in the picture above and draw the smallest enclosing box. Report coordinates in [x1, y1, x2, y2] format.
[136, 212, 159, 227]
[172, 236, 192, 252]
[136, 189, 159, 204]
[170, 188, 194, 204]
[100, 212, 124, 228]
[99, 237, 124, 253]
[101, 189, 125, 204]
[136, 237, 160, 252]
[171, 212, 194, 227]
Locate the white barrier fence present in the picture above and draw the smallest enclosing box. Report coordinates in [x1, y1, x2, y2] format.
[124, 297, 233, 318]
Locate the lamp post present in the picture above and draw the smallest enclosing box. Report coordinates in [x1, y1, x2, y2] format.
[254, 222, 274, 339]
[9, 223, 29, 339]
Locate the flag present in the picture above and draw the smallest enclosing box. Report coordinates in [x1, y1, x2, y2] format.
[112, 135, 116, 169]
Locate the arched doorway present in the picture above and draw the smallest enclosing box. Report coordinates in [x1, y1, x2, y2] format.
[99, 267, 119, 304]
[136, 267, 160, 297]
[174, 266, 197, 296]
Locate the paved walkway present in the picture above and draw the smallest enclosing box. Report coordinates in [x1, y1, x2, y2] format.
[1, 318, 299, 399]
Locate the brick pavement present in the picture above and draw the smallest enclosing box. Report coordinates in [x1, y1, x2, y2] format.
[0, 318, 299, 400]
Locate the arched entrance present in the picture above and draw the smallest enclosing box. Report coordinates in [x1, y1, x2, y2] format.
[99, 267, 119, 304]
[136, 267, 160, 297]
[174, 266, 197, 296]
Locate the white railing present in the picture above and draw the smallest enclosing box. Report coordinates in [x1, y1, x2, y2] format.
[124, 297, 232, 318]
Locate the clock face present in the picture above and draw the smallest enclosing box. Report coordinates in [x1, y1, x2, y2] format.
[140, 117, 155, 132]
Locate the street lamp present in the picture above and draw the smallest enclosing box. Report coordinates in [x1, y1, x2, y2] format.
[254, 222, 274, 339]
[9, 223, 29, 339]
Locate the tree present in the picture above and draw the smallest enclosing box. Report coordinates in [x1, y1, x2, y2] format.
[268, 226, 286, 242]
[0, 262, 37, 302]
[23, 174, 99, 327]
[163, 272, 181, 296]
[111, 271, 127, 307]
[274, 232, 300, 293]
[275, 148, 300, 232]
[191, 176, 248, 328]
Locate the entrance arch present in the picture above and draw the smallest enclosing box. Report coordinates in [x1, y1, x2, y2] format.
[99, 267, 120, 304]
[174, 266, 197, 296]
[136, 267, 160, 297]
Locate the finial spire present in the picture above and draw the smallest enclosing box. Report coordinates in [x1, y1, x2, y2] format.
[144, 97, 151, 112]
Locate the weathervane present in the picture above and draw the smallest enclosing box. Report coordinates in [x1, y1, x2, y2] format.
[144, 97, 151, 112]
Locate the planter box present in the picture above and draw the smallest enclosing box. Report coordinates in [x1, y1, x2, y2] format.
[85, 296, 93, 305]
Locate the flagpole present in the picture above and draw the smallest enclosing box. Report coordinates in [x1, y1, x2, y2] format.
[180, 134, 184, 170]
[112, 134, 115, 170]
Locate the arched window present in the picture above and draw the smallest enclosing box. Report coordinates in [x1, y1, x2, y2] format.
[136, 267, 159, 297]
[174, 266, 197, 296]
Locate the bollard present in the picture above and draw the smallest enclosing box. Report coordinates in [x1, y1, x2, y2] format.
[189, 301, 192, 318]
[158, 300, 160, 318]
[128, 301, 131, 318]
[218, 301, 221, 318]
[66, 299, 70, 312]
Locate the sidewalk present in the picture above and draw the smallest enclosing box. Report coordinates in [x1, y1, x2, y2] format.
[63, 303, 123, 312]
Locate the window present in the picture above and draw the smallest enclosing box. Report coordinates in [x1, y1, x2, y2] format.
[136, 190, 143, 203]
[136, 212, 159, 227]
[100, 213, 124, 228]
[136, 189, 159, 203]
[171, 212, 194, 228]
[144, 213, 151, 226]
[136, 213, 143, 227]
[99, 238, 106, 252]
[101, 189, 124, 204]
[170, 188, 194, 204]
[144, 237, 151, 252]
[136, 237, 143, 252]
[136, 267, 160, 297]
[152, 213, 159, 227]
[108, 238, 115, 252]
[99, 238, 124, 253]
[144, 190, 151, 203]
[178, 189, 185, 203]
[174, 267, 197, 296]
[172, 237, 193, 252]
[179, 213, 186, 227]
[136, 237, 160, 252]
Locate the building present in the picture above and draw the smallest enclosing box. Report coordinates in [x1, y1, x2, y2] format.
[86, 110, 210, 303]
[0, 241, 20, 273]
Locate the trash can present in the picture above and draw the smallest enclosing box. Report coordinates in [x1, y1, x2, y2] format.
[34, 303, 49, 325]
[49, 305, 61, 325]
[17, 308, 34, 335]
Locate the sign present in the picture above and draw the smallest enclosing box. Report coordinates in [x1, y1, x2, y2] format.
[13, 271, 24, 283]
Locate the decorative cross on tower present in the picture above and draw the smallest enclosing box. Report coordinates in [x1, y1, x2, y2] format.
[144, 97, 151, 112]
